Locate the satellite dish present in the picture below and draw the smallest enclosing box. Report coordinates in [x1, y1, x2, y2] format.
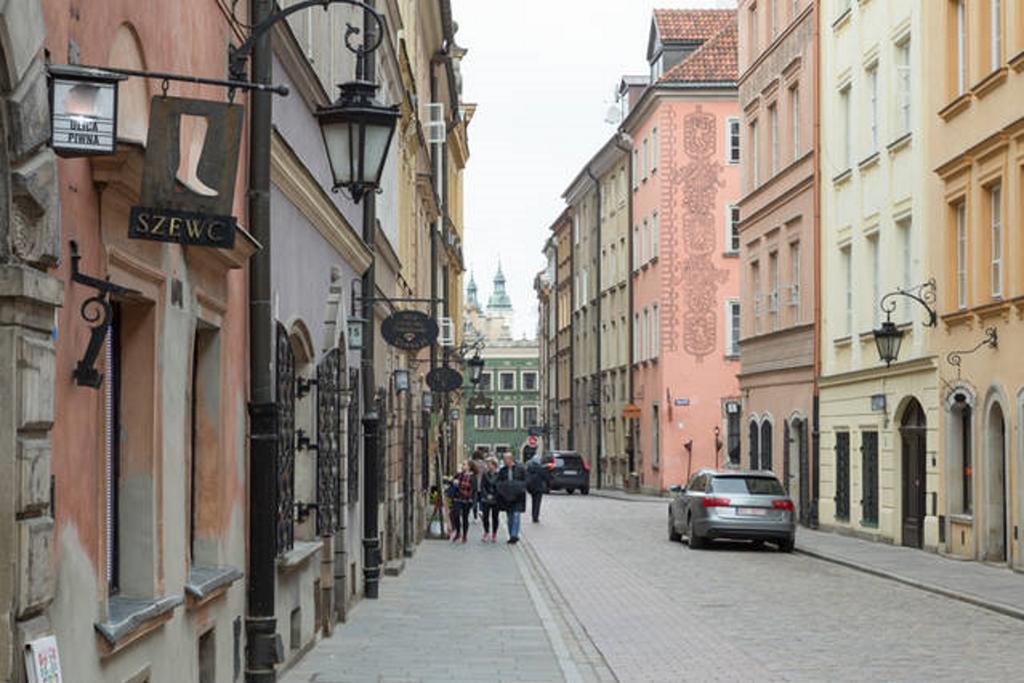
[604, 105, 621, 125]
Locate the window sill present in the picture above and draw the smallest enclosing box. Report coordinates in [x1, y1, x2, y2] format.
[949, 513, 974, 525]
[277, 539, 323, 574]
[859, 520, 878, 529]
[723, 250, 739, 259]
[857, 151, 880, 172]
[833, 335, 852, 347]
[938, 93, 971, 122]
[886, 132, 912, 156]
[1010, 49, 1024, 72]
[832, 8, 852, 31]
[95, 594, 183, 654]
[832, 168, 852, 186]
[972, 67, 1008, 99]
[724, 353, 740, 361]
[185, 565, 244, 609]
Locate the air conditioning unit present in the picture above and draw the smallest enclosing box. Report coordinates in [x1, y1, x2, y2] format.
[425, 102, 445, 144]
[438, 316, 455, 347]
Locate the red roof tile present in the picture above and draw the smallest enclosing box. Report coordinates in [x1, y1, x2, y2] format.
[659, 17, 738, 84]
[653, 8, 734, 43]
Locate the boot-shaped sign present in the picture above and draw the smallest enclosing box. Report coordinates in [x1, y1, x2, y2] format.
[129, 96, 243, 249]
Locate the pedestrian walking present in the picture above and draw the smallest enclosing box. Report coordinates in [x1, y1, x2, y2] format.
[450, 461, 476, 543]
[478, 456, 501, 542]
[495, 452, 527, 544]
[526, 453, 552, 523]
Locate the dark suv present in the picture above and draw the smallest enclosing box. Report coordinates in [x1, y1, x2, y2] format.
[542, 451, 590, 495]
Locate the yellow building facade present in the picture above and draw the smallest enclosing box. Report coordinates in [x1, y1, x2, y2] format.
[926, 0, 1024, 568]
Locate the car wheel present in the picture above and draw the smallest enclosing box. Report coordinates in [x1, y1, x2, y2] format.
[566, 488, 575, 495]
[581, 486, 590, 495]
[777, 536, 795, 553]
[686, 516, 705, 549]
[668, 514, 682, 542]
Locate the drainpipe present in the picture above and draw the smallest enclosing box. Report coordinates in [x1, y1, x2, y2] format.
[811, 3, 821, 529]
[586, 166, 602, 488]
[245, 0, 281, 679]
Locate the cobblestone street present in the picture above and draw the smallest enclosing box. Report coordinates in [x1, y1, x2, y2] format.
[284, 494, 1024, 682]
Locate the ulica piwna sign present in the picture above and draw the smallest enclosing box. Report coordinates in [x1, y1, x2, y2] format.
[130, 96, 243, 249]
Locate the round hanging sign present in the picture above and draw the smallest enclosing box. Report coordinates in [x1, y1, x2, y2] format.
[381, 310, 439, 351]
[426, 365, 463, 392]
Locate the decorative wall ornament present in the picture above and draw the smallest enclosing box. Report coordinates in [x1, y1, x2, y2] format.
[664, 105, 727, 360]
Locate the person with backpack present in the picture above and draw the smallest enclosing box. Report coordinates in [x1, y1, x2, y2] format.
[495, 452, 527, 544]
[478, 456, 500, 542]
[450, 461, 476, 543]
[526, 453, 553, 523]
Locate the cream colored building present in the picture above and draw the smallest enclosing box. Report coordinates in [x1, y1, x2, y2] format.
[925, 0, 1024, 567]
[818, 0, 940, 550]
[564, 135, 630, 487]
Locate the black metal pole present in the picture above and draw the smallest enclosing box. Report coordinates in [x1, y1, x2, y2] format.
[403, 385, 414, 556]
[245, 0, 279, 680]
[360, 0, 382, 601]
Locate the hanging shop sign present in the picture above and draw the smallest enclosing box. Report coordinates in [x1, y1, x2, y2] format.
[49, 65, 125, 157]
[381, 310, 439, 351]
[129, 96, 243, 249]
[426, 365, 463, 393]
[465, 393, 494, 416]
[623, 403, 641, 420]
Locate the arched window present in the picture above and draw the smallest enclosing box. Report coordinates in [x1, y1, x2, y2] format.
[760, 420, 773, 471]
[749, 420, 760, 469]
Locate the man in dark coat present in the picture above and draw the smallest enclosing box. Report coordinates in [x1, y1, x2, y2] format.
[495, 452, 527, 543]
[526, 454, 552, 523]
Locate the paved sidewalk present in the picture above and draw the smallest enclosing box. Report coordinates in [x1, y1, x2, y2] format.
[797, 527, 1024, 620]
[282, 527, 611, 683]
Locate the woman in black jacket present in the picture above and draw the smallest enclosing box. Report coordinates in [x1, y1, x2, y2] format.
[495, 452, 527, 544]
[478, 457, 500, 542]
[450, 461, 476, 543]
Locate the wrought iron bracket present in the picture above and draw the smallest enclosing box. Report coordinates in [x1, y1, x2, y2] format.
[947, 327, 998, 379]
[297, 376, 318, 398]
[51, 63, 289, 99]
[879, 278, 938, 327]
[68, 241, 139, 389]
[229, 0, 386, 81]
[296, 429, 319, 452]
[294, 501, 319, 524]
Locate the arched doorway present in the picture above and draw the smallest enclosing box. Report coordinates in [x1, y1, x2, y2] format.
[984, 402, 1007, 563]
[900, 398, 927, 548]
[789, 417, 810, 525]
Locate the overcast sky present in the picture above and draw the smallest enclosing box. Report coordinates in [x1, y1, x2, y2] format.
[451, 0, 736, 338]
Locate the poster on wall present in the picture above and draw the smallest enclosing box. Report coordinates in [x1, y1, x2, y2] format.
[24, 635, 62, 683]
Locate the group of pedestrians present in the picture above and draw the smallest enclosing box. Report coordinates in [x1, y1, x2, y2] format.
[447, 451, 550, 545]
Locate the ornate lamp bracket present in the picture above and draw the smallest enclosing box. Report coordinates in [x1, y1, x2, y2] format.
[946, 327, 998, 379]
[68, 241, 139, 389]
[879, 278, 938, 327]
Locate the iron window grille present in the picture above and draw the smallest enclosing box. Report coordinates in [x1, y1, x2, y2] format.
[347, 367, 361, 503]
[834, 431, 851, 520]
[316, 348, 343, 536]
[275, 323, 296, 554]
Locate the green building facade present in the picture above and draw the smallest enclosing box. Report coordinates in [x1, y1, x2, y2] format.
[462, 341, 541, 459]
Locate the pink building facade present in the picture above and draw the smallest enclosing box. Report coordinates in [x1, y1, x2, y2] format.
[625, 11, 742, 493]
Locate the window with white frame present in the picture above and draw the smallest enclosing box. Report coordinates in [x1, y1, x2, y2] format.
[751, 260, 762, 334]
[651, 304, 659, 359]
[642, 138, 649, 180]
[867, 63, 879, 152]
[642, 307, 650, 361]
[790, 86, 800, 160]
[476, 413, 493, 430]
[633, 313, 640, 363]
[642, 218, 649, 264]
[841, 245, 853, 335]
[840, 84, 851, 169]
[956, 0, 967, 95]
[479, 372, 492, 392]
[521, 371, 538, 392]
[499, 371, 516, 392]
[726, 299, 741, 356]
[789, 240, 801, 318]
[522, 406, 539, 428]
[633, 224, 640, 269]
[868, 233, 881, 326]
[651, 127, 659, 171]
[768, 250, 780, 328]
[955, 201, 967, 309]
[990, 0, 1002, 71]
[632, 150, 639, 189]
[898, 217, 912, 318]
[726, 205, 741, 254]
[651, 212, 659, 259]
[990, 184, 1002, 299]
[727, 118, 741, 165]
[498, 406, 516, 430]
[750, 120, 760, 186]
[582, 267, 589, 303]
[768, 103, 778, 175]
[896, 38, 911, 135]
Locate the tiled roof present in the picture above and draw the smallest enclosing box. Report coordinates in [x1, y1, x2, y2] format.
[653, 8, 734, 43]
[659, 17, 738, 84]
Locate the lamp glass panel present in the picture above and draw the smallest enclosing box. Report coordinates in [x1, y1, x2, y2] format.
[362, 122, 393, 185]
[321, 119, 354, 185]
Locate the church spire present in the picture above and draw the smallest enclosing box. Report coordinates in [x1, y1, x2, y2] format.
[487, 262, 512, 310]
[466, 271, 479, 309]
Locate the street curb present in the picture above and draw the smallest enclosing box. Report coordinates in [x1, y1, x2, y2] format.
[588, 490, 667, 504]
[796, 546, 1024, 622]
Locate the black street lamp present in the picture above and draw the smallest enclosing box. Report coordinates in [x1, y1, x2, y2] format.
[315, 80, 399, 202]
[466, 352, 485, 385]
[872, 278, 937, 366]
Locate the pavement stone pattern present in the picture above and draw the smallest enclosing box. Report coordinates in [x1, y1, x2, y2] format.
[281, 521, 608, 683]
[527, 493, 1024, 682]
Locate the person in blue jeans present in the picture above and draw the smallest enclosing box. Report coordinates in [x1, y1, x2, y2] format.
[495, 452, 527, 544]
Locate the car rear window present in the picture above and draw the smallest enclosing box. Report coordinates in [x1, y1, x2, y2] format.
[556, 455, 582, 468]
[710, 476, 785, 495]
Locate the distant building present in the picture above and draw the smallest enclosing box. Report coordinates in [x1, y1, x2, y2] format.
[463, 267, 541, 460]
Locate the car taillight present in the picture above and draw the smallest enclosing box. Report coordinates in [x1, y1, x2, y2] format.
[545, 462, 556, 470]
[581, 460, 590, 472]
[772, 499, 795, 511]
[703, 497, 731, 508]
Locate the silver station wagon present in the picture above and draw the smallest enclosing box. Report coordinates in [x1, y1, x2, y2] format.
[668, 469, 796, 552]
